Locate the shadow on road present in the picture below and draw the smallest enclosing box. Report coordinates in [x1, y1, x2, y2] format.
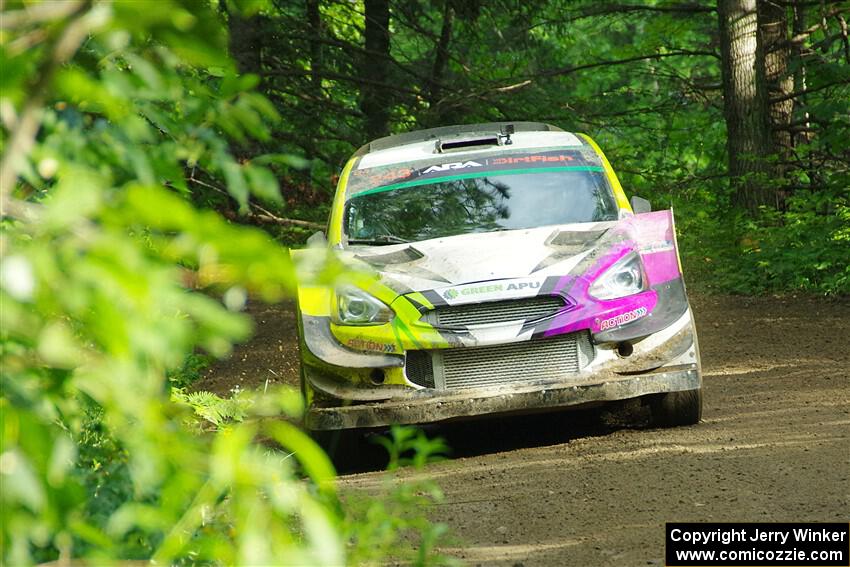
[330, 401, 652, 475]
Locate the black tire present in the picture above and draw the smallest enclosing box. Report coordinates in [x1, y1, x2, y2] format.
[647, 388, 703, 427]
[312, 429, 364, 471]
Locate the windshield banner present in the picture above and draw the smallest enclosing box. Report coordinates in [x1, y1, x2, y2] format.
[349, 149, 604, 195]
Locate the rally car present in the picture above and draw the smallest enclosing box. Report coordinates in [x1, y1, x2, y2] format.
[294, 122, 702, 433]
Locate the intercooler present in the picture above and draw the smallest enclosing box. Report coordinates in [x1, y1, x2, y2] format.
[405, 331, 595, 390]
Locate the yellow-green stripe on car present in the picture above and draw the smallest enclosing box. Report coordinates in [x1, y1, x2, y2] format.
[328, 157, 357, 246]
[580, 134, 632, 212]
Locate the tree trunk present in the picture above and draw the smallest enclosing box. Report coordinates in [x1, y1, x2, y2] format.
[717, 0, 775, 212]
[760, 0, 793, 208]
[306, 0, 322, 93]
[225, 7, 265, 160]
[227, 10, 263, 77]
[791, 0, 812, 146]
[760, 0, 793, 150]
[426, 1, 454, 113]
[360, 0, 392, 139]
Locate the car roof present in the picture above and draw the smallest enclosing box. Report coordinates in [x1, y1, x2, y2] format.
[353, 122, 592, 170]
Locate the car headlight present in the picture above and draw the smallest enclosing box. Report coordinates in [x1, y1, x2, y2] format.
[332, 285, 393, 325]
[588, 251, 647, 299]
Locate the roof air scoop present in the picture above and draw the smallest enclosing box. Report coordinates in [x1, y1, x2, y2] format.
[435, 136, 501, 153]
[434, 124, 516, 153]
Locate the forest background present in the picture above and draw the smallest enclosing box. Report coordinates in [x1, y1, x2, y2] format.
[225, 0, 850, 295]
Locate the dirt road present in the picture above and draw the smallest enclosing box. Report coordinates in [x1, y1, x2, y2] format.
[196, 295, 850, 566]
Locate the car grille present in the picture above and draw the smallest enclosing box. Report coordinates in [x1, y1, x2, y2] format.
[405, 331, 594, 390]
[422, 296, 565, 328]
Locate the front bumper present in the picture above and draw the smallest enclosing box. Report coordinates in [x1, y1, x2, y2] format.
[299, 304, 701, 430]
[305, 364, 699, 430]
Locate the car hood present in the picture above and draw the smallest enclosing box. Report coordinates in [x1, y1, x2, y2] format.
[298, 210, 687, 348]
[349, 222, 617, 293]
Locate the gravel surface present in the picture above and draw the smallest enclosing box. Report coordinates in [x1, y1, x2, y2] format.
[196, 294, 850, 566]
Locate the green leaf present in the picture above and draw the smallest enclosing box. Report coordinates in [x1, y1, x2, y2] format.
[221, 158, 249, 210]
[245, 164, 281, 203]
[42, 166, 105, 229]
[0, 449, 46, 513]
[37, 323, 82, 368]
[252, 153, 312, 170]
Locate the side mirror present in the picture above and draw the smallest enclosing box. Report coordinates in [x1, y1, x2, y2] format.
[306, 230, 327, 246]
[630, 196, 652, 214]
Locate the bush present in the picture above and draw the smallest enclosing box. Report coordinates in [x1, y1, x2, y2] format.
[0, 2, 451, 564]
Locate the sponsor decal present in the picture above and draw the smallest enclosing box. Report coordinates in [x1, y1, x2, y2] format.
[507, 281, 541, 291]
[598, 306, 648, 330]
[639, 240, 675, 253]
[354, 166, 414, 186]
[491, 154, 576, 165]
[349, 150, 602, 194]
[347, 338, 395, 353]
[441, 281, 541, 301]
[422, 161, 483, 174]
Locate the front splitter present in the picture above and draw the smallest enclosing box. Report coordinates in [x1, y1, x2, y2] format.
[305, 365, 700, 430]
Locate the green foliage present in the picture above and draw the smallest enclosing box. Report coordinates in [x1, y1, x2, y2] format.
[372, 425, 451, 471]
[688, 190, 850, 295]
[344, 427, 456, 566]
[71, 411, 141, 560]
[171, 388, 253, 428]
[166, 353, 214, 389]
[237, 0, 848, 294]
[0, 0, 339, 562]
[0, 1, 450, 564]
[343, 480, 456, 567]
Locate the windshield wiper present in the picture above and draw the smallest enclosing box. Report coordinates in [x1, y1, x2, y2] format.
[348, 234, 410, 245]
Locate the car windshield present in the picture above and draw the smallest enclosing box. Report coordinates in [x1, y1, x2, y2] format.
[344, 169, 618, 244]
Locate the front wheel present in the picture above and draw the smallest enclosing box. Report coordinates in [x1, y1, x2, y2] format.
[647, 388, 702, 427]
[312, 429, 372, 472]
